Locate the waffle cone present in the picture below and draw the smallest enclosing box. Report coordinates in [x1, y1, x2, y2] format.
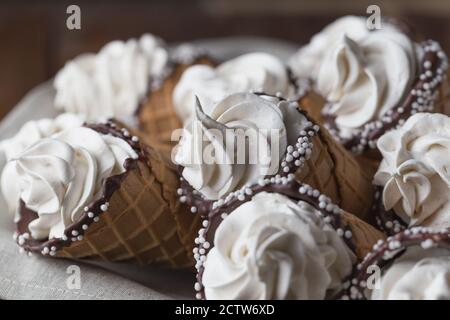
[341, 210, 385, 260]
[138, 58, 216, 148]
[298, 90, 327, 125]
[56, 142, 201, 268]
[296, 124, 375, 223]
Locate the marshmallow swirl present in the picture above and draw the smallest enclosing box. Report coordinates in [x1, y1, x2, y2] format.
[173, 52, 292, 122]
[318, 30, 417, 138]
[0, 113, 84, 162]
[289, 16, 371, 78]
[289, 16, 419, 138]
[54, 34, 169, 122]
[374, 113, 450, 228]
[2, 127, 138, 240]
[372, 247, 450, 300]
[174, 93, 307, 200]
[202, 192, 355, 300]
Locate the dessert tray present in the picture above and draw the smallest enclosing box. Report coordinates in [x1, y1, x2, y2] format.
[0, 36, 298, 300]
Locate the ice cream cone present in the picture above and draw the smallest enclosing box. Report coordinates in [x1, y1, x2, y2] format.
[340, 210, 385, 260]
[297, 89, 327, 125]
[191, 178, 384, 300]
[138, 57, 215, 148]
[15, 121, 201, 268]
[296, 122, 375, 223]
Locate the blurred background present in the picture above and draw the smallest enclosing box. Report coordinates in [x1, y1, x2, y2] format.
[1, 0, 450, 119]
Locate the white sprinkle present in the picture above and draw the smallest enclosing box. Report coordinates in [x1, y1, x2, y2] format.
[87, 212, 94, 218]
[421, 239, 435, 249]
[82, 224, 88, 230]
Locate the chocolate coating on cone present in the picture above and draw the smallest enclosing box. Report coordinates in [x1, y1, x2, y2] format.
[371, 186, 407, 236]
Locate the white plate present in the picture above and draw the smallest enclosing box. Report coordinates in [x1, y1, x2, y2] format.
[0, 36, 298, 300]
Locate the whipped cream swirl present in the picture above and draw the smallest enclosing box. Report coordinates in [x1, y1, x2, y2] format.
[2, 127, 138, 240]
[173, 52, 292, 122]
[371, 247, 450, 300]
[174, 93, 307, 200]
[202, 192, 355, 300]
[374, 113, 450, 229]
[54, 34, 169, 122]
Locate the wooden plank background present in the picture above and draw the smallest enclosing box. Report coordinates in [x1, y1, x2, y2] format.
[1, 0, 449, 119]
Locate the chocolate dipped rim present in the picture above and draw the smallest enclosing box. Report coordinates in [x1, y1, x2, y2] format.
[324, 39, 449, 154]
[342, 227, 450, 300]
[177, 92, 321, 216]
[191, 176, 358, 300]
[14, 120, 146, 257]
[371, 186, 407, 236]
